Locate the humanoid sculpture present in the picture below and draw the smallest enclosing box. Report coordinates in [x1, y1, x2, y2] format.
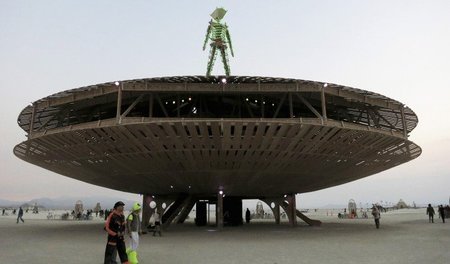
[203, 7, 234, 77]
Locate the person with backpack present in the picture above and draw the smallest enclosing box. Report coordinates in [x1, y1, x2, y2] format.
[126, 202, 142, 264]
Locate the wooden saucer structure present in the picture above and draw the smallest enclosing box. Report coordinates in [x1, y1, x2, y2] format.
[14, 76, 421, 227]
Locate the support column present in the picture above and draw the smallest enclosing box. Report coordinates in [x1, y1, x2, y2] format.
[400, 106, 408, 138]
[274, 203, 281, 225]
[116, 83, 123, 124]
[321, 86, 327, 122]
[195, 201, 207, 226]
[286, 194, 297, 227]
[216, 191, 224, 229]
[261, 199, 281, 225]
[29, 103, 36, 137]
[149, 93, 154, 117]
[177, 94, 180, 117]
[261, 94, 264, 118]
[289, 93, 294, 118]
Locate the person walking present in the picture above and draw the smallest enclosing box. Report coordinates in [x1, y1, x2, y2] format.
[245, 208, 251, 224]
[152, 209, 162, 237]
[426, 204, 435, 223]
[126, 202, 142, 264]
[16, 207, 25, 224]
[371, 205, 380, 229]
[438, 205, 445, 223]
[104, 201, 129, 264]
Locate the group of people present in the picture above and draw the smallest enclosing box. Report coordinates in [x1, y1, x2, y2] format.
[70, 209, 94, 220]
[2, 207, 26, 223]
[370, 203, 448, 230]
[104, 201, 142, 264]
[104, 201, 161, 264]
[426, 204, 448, 223]
[103, 201, 165, 263]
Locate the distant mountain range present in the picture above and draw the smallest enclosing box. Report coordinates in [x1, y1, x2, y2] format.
[0, 196, 139, 210]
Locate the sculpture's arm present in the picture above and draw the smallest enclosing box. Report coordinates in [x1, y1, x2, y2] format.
[225, 25, 234, 57]
[203, 21, 212, 50]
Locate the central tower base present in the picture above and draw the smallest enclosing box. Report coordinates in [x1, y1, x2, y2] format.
[141, 194, 321, 231]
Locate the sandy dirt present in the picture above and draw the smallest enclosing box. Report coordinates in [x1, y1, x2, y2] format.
[0, 208, 448, 264]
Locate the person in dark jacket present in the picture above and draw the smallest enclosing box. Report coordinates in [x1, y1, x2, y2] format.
[371, 205, 380, 229]
[17, 207, 25, 224]
[438, 205, 445, 223]
[245, 208, 251, 224]
[104, 201, 129, 264]
[426, 204, 435, 223]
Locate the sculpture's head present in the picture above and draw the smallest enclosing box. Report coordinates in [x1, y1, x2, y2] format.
[210, 7, 227, 21]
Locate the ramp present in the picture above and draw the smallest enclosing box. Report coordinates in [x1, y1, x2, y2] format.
[295, 209, 322, 227]
[281, 201, 322, 227]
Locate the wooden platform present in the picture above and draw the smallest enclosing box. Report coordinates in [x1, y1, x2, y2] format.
[14, 76, 421, 197]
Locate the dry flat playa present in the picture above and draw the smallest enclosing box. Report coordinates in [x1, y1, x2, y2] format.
[0, 208, 448, 264]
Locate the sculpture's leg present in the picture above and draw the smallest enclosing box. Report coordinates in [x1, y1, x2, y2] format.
[206, 45, 217, 77]
[220, 47, 230, 76]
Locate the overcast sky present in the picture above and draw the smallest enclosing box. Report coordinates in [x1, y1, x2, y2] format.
[1, 1, 449, 208]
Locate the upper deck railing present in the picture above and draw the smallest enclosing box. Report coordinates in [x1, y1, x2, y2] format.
[17, 76, 418, 138]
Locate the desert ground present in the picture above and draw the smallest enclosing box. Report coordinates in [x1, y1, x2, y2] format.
[0, 208, 448, 264]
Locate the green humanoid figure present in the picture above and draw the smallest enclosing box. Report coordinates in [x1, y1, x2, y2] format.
[203, 7, 234, 77]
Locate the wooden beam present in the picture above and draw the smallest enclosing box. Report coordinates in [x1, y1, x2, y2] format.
[401, 106, 408, 137]
[116, 84, 123, 123]
[121, 94, 145, 118]
[375, 110, 397, 130]
[367, 108, 380, 127]
[155, 94, 169, 117]
[295, 93, 322, 119]
[289, 93, 294, 118]
[246, 103, 254, 118]
[36, 116, 55, 131]
[177, 94, 180, 117]
[29, 104, 36, 136]
[149, 93, 154, 117]
[261, 95, 265, 118]
[321, 87, 327, 121]
[273, 93, 287, 118]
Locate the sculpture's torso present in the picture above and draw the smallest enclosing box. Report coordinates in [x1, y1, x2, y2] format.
[210, 21, 227, 42]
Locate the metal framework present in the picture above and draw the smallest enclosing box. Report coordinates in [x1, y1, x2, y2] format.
[14, 76, 421, 198]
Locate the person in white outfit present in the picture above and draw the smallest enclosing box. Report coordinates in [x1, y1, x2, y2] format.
[152, 209, 162, 237]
